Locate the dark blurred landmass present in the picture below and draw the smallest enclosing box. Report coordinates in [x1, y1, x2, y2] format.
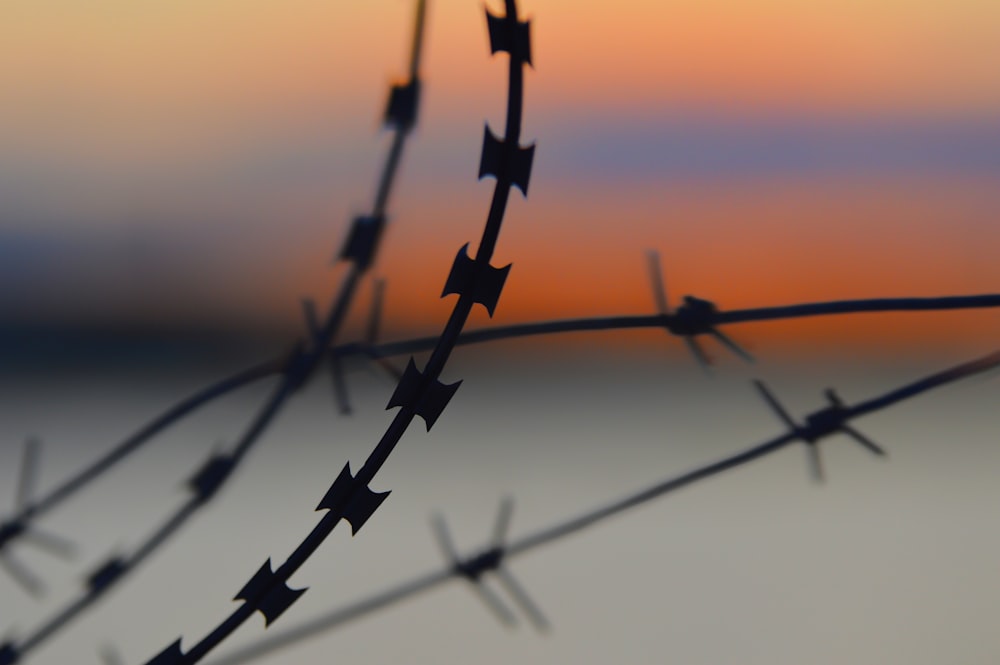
[0, 323, 280, 374]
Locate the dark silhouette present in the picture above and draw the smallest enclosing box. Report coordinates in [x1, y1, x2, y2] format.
[754, 382, 886, 482]
[0, 0, 428, 662]
[646, 250, 753, 368]
[1, 1, 997, 663]
[142, 1, 532, 662]
[5, 290, 997, 595]
[196, 350, 1000, 665]
[0, 437, 74, 597]
[432, 497, 549, 631]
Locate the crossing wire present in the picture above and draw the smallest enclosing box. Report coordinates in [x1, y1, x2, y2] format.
[0, 2, 428, 663]
[138, 1, 534, 663]
[1, 1, 997, 662]
[4, 292, 997, 569]
[200, 349, 1000, 665]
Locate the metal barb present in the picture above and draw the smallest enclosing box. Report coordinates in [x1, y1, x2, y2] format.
[431, 513, 460, 563]
[366, 280, 387, 344]
[470, 580, 519, 627]
[492, 496, 514, 548]
[488, 497, 549, 631]
[753, 380, 799, 432]
[1, 437, 75, 595]
[645, 250, 671, 316]
[431, 498, 548, 632]
[684, 336, 713, 373]
[0, 551, 44, 597]
[16, 438, 41, 512]
[431, 512, 517, 626]
[840, 425, 888, 457]
[495, 567, 549, 632]
[20, 528, 75, 560]
[305, 297, 353, 414]
[753, 380, 826, 482]
[645, 250, 752, 367]
[709, 328, 754, 363]
[300, 299, 322, 346]
[755, 380, 890, 482]
[328, 352, 353, 416]
[362, 282, 404, 379]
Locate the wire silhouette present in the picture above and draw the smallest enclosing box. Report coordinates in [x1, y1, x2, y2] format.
[0, 294, 995, 662]
[0, 0, 428, 662]
[371, 291, 1000, 358]
[0, 437, 75, 597]
[753, 381, 886, 483]
[3, 287, 996, 590]
[0, 283, 996, 632]
[1, 2, 996, 663]
[431, 497, 550, 631]
[199, 349, 1000, 665]
[646, 250, 753, 368]
[138, 1, 533, 663]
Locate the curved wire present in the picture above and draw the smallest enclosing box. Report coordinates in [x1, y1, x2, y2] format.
[0, 0, 995, 658]
[0, 358, 284, 549]
[4, 293, 998, 556]
[202, 349, 1000, 665]
[369, 293, 1000, 357]
[139, 2, 531, 663]
[0, 2, 429, 663]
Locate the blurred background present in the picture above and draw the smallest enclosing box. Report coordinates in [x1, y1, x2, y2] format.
[1, 0, 998, 663]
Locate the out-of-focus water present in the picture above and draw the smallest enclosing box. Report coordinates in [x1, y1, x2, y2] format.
[1, 346, 997, 665]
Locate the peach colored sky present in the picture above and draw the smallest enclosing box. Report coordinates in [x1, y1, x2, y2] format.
[5, 0, 1000, 120]
[0, 0, 997, 355]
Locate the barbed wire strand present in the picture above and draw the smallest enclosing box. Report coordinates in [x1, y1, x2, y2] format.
[134, 1, 532, 663]
[200, 348, 1000, 665]
[0, 1, 429, 663]
[0, 1, 995, 661]
[4, 291, 997, 562]
[368, 292, 1000, 358]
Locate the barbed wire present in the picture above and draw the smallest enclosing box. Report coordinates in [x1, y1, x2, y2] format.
[365, 290, 1000, 362]
[1, 295, 996, 661]
[197, 349, 1000, 665]
[1, 1, 996, 663]
[0, 1, 429, 663]
[4, 288, 996, 583]
[135, 1, 533, 663]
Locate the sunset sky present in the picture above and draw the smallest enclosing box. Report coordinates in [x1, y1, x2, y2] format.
[1, 0, 997, 355]
[1, 4, 999, 664]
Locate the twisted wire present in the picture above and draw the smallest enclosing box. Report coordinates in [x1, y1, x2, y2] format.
[0, 1, 428, 663]
[138, 1, 532, 663]
[201, 349, 1000, 665]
